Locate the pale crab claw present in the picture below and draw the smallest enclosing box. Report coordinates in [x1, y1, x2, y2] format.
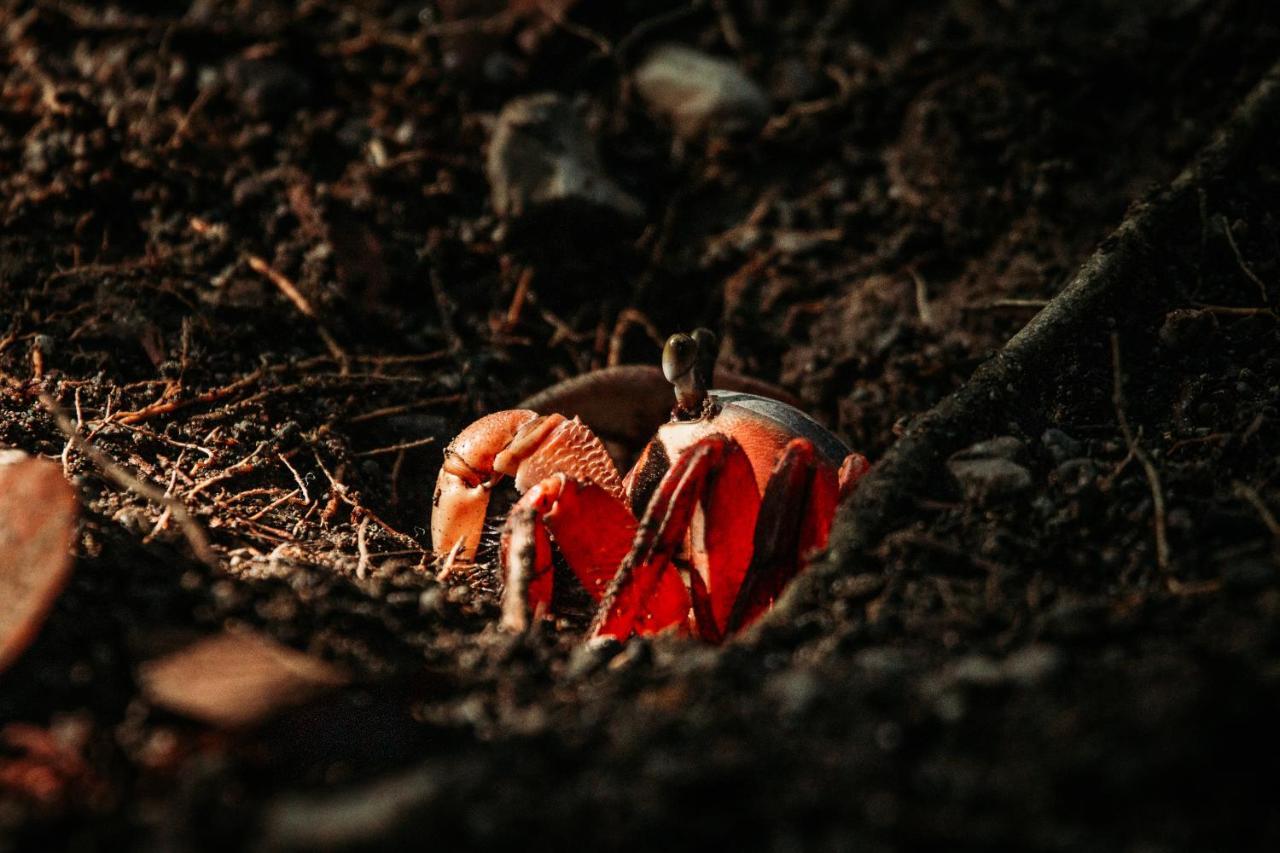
[431, 410, 539, 564]
[430, 409, 625, 564]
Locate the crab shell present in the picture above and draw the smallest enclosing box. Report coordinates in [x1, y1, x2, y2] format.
[623, 391, 851, 514]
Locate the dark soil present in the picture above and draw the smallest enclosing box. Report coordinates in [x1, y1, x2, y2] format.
[2, 1, 1279, 850]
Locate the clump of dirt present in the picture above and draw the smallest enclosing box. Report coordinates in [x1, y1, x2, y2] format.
[1, 1, 1278, 851]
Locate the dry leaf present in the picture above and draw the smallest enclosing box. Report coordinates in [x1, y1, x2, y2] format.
[0, 454, 78, 674]
[138, 631, 350, 728]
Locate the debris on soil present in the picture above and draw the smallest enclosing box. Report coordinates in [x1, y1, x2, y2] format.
[947, 436, 1033, 502]
[0, 455, 77, 674]
[137, 631, 350, 729]
[634, 44, 771, 141]
[487, 93, 643, 231]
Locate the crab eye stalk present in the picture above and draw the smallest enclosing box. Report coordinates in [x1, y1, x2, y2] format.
[663, 332, 704, 415]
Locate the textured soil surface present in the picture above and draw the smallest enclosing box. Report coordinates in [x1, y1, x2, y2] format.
[2, 1, 1279, 850]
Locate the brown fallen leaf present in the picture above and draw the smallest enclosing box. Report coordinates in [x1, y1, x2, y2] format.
[138, 631, 350, 728]
[0, 454, 78, 675]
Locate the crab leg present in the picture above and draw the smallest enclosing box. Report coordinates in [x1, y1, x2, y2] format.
[839, 452, 872, 499]
[431, 410, 624, 564]
[499, 474, 637, 631]
[499, 503, 554, 632]
[590, 434, 758, 641]
[726, 439, 840, 634]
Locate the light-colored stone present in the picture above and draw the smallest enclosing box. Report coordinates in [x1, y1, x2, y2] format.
[634, 45, 770, 140]
[948, 436, 1033, 501]
[487, 93, 642, 224]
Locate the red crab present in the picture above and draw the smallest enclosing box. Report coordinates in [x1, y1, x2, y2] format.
[431, 330, 869, 642]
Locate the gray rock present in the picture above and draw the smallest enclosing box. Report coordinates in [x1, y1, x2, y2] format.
[633, 45, 770, 140]
[951, 435, 1027, 463]
[225, 59, 312, 118]
[486, 93, 642, 226]
[1041, 428, 1083, 463]
[1052, 457, 1098, 495]
[765, 668, 823, 717]
[948, 437, 1033, 501]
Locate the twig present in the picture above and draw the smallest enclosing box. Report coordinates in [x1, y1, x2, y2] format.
[279, 454, 311, 504]
[962, 298, 1051, 311]
[908, 268, 935, 328]
[246, 254, 349, 368]
[38, 394, 216, 566]
[353, 437, 436, 458]
[607, 308, 665, 367]
[1234, 481, 1280, 538]
[1217, 215, 1270, 304]
[355, 516, 371, 579]
[1110, 334, 1170, 573]
[312, 452, 423, 551]
[345, 394, 466, 424]
[111, 368, 264, 425]
[535, 0, 612, 56]
[246, 488, 302, 522]
[504, 267, 534, 330]
[710, 0, 745, 54]
[144, 453, 183, 543]
[183, 441, 269, 501]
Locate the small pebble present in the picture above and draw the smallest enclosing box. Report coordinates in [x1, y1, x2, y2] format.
[951, 435, 1027, 463]
[1158, 308, 1215, 352]
[952, 457, 1032, 500]
[1052, 458, 1098, 495]
[1041, 428, 1083, 463]
[225, 59, 312, 118]
[633, 44, 770, 140]
[486, 93, 642, 227]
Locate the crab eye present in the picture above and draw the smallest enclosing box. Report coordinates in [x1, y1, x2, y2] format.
[662, 333, 697, 383]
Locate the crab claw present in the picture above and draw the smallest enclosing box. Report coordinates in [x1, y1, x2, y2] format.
[431, 409, 625, 564]
[500, 474, 638, 631]
[432, 410, 540, 564]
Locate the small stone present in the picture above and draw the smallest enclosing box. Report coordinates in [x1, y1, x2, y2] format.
[947, 454, 1032, 502]
[1051, 458, 1099, 495]
[951, 436, 1027, 463]
[225, 59, 312, 118]
[1002, 644, 1061, 683]
[765, 668, 823, 718]
[1041, 428, 1083, 463]
[633, 44, 770, 141]
[486, 93, 642, 229]
[1158, 308, 1215, 352]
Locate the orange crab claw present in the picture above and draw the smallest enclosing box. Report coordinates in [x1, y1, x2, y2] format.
[500, 474, 638, 630]
[431, 410, 625, 564]
[432, 409, 539, 563]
